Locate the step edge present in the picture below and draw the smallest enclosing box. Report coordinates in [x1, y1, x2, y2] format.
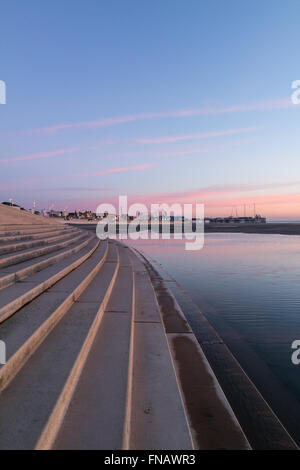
[0, 240, 105, 393]
[36, 243, 119, 450]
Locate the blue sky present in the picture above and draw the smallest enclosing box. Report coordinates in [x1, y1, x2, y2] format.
[1, 0, 300, 218]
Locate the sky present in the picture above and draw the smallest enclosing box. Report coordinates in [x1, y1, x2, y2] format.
[0, 0, 300, 219]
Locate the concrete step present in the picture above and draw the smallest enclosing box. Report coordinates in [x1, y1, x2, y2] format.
[0, 229, 80, 255]
[124, 250, 193, 450]
[0, 235, 257, 450]
[0, 242, 119, 450]
[0, 231, 88, 269]
[0, 227, 73, 243]
[0, 225, 66, 237]
[128, 249, 251, 450]
[0, 240, 108, 395]
[0, 235, 98, 323]
[52, 244, 132, 450]
[0, 234, 95, 290]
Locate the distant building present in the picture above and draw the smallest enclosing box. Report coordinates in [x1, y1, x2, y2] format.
[48, 210, 63, 218]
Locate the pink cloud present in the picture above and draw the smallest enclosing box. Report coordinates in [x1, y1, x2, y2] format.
[129, 181, 300, 206]
[0, 147, 77, 163]
[0, 178, 38, 191]
[87, 139, 117, 150]
[46, 190, 300, 219]
[134, 126, 261, 144]
[82, 137, 252, 163]
[0, 164, 152, 194]
[19, 98, 293, 135]
[125, 183, 300, 218]
[74, 163, 154, 178]
[44, 180, 300, 219]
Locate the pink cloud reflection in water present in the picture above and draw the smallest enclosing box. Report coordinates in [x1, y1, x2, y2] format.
[124, 232, 300, 443]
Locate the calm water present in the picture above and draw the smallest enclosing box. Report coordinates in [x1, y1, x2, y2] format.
[125, 233, 300, 444]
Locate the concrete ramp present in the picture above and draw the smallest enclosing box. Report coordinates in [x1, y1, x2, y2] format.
[0, 204, 61, 226]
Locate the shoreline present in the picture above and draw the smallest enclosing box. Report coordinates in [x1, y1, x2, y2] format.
[68, 222, 300, 237]
[0, 220, 298, 449]
[204, 222, 300, 236]
[134, 247, 298, 450]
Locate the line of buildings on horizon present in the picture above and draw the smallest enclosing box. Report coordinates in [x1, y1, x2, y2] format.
[1, 201, 267, 224]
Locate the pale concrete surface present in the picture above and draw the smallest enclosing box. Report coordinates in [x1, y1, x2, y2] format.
[0, 241, 107, 396]
[0, 229, 80, 255]
[53, 255, 132, 449]
[0, 226, 65, 237]
[0, 235, 93, 276]
[0, 204, 60, 226]
[0, 230, 83, 260]
[128, 320, 192, 450]
[36, 242, 119, 449]
[0, 300, 101, 449]
[126, 249, 192, 450]
[133, 271, 161, 323]
[0, 235, 95, 289]
[0, 237, 100, 323]
[0, 241, 104, 363]
[0, 244, 117, 449]
[133, 248, 299, 450]
[0, 232, 87, 268]
[0, 228, 268, 450]
[53, 312, 132, 450]
[53, 248, 132, 449]
[132, 249, 251, 450]
[168, 333, 250, 450]
[0, 227, 72, 244]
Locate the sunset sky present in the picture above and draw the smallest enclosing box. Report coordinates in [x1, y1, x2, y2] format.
[1, 0, 300, 219]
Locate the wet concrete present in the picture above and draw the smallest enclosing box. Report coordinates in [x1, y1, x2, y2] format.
[137, 250, 298, 450]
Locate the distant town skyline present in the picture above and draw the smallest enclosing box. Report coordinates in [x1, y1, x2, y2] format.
[1, 0, 300, 219]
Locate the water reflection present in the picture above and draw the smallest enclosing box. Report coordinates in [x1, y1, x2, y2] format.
[125, 233, 300, 444]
